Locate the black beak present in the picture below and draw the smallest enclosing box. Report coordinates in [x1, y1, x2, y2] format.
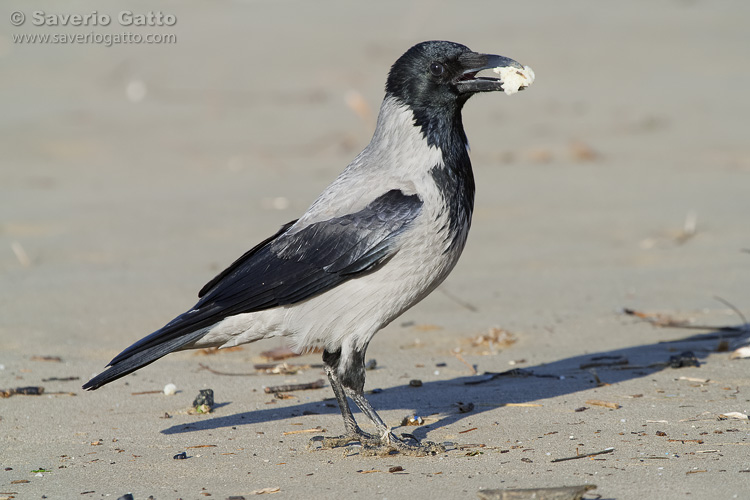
[454, 52, 529, 94]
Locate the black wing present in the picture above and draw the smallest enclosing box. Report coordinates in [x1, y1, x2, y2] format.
[84, 190, 422, 389]
[197, 219, 298, 298]
[197, 189, 423, 308]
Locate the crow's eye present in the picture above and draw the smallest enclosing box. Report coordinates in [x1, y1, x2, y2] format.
[429, 62, 445, 76]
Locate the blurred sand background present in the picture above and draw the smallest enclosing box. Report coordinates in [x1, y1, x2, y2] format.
[2, 1, 749, 498]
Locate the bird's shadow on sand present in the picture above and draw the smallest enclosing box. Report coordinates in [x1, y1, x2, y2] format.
[160, 327, 747, 438]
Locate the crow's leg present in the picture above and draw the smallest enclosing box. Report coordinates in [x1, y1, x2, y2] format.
[345, 380, 444, 457]
[314, 364, 379, 448]
[311, 348, 379, 449]
[311, 346, 444, 456]
[326, 365, 362, 436]
[346, 388, 394, 441]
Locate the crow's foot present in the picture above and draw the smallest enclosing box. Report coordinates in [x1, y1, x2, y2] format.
[309, 430, 444, 457]
[309, 429, 377, 450]
[360, 432, 445, 457]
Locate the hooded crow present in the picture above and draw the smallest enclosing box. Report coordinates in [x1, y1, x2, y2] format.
[84, 41, 534, 454]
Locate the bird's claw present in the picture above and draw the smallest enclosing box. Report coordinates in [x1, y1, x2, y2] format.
[309, 430, 444, 457]
[360, 434, 445, 457]
[308, 429, 378, 450]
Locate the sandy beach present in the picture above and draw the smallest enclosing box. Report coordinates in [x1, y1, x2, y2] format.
[2, 1, 749, 498]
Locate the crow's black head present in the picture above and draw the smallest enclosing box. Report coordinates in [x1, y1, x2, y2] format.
[386, 41, 527, 111]
[385, 41, 530, 147]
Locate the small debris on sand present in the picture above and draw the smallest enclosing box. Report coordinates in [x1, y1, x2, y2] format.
[477, 484, 596, 500]
[730, 346, 750, 359]
[189, 389, 214, 413]
[466, 327, 517, 355]
[669, 351, 700, 368]
[1, 386, 45, 397]
[401, 415, 424, 426]
[718, 412, 749, 420]
[457, 402, 475, 413]
[248, 487, 280, 495]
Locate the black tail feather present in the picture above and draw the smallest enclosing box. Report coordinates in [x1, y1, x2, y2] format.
[83, 329, 207, 390]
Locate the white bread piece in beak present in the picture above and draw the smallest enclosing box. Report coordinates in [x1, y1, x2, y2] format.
[493, 65, 535, 96]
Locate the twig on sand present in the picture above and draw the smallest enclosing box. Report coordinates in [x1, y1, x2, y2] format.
[452, 351, 477, 375]
[579, 359, 628, 370]
[198, 363, 257, 376]
[11, 241, 32, 268]
[283, 427, 326, 436]
[551, 447, 614, 463]
[623, 308, 748, 334]
[465, 368, 559, 385]
[477, 484, 597, 500]
[438, 287, 478, 312]
[264, 379, 325, 393]
[712, 295, 748, 331]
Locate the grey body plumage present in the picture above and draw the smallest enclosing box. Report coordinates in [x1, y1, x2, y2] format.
[84, 41, 532, 452]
